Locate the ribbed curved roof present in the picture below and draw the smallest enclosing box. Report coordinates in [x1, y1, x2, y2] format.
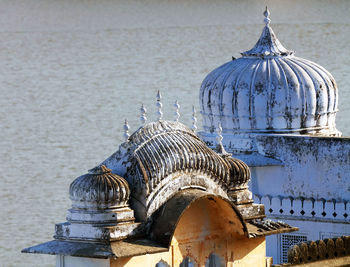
[129, 120, 231, 192]
[200, 9, 340, 136]
[102, 120, 251, 196]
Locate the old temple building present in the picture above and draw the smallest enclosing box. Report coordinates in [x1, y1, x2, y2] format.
[22, 116, 299, 266]
[23, 8, 350, 267]
[198, 7, 350, 265]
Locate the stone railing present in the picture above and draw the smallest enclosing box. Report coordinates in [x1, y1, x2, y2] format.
[253, 194, 349, 221]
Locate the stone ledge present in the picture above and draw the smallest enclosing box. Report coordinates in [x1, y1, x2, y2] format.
[22, 239, 168, 259]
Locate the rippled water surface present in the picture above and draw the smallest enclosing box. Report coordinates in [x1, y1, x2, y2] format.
[1, 0, 350, 266]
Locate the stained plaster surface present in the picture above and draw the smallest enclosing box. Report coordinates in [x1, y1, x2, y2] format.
[200, 132, 350, 201]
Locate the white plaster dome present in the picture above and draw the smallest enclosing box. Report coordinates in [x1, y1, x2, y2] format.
[200, 9, 340, 136]
[69, 165, 130, 209]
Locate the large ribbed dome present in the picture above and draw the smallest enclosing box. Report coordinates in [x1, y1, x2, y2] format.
[200, 8, 340, 136]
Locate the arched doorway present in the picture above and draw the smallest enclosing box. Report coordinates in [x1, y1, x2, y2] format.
[205, 253, 225, 267]
[179, 256, 197, 267]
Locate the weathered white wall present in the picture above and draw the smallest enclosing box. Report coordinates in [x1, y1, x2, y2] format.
[253, 135, 350, 201]
[250, 166, 285, 197]
[200, 132, 350, 201]
[252, 135, 350, 265]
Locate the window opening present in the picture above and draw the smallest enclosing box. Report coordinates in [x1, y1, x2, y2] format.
[280, 234, 307, 263]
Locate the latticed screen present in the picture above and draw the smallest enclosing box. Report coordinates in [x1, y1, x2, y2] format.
[281, 234, 308, 263]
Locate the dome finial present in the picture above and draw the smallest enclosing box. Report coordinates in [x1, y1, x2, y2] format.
[241, 7, 293, 57]
[174, 100, 180, 122]
[140, 104, 147, 125]
[156, 90, 163, 121]
[191, 106, 197, 131]
[123, 119, 130, 142]
[216, 123, 229, 155]
[216, 123, 223, 147]
[264, 6, 271, 26]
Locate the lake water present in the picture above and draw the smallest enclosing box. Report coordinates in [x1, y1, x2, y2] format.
[1, 0, 350, 266]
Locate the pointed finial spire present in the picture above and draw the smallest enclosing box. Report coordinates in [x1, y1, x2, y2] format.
[191, 106, 197, 131]
[216, 123, 223, 147]
[123, 119, 130, 142]
[140, 104, 147, 125]
[156, 90, 163, 121]
[264, 6, 271, 26]
[174, 100, 180, 122]
[215, 123, 229, 155]
[241, 6, 292, 57]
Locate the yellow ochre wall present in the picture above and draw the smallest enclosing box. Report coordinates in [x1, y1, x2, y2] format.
[111, 197, 266, 267]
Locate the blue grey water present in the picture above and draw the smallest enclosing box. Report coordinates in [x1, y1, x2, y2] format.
[1, 0, 349, 266]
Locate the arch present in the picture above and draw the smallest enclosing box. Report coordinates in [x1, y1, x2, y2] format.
[145, 172, 229, 218]
[179, 256, 197, 267]
[155, 259, 170, 267]
[205, 253, 225, 267]
[149, 189, 248, 248]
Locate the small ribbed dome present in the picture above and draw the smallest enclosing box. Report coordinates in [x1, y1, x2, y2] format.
[224, 157, 251, 189]
[200, 8, 340, 136]
[69, 165, 130, 209]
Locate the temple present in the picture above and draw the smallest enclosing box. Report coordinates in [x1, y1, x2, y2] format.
[22, 8, 350, 267]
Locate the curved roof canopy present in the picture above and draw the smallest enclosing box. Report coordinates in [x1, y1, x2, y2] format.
[103, 121, 250, 193]
[101, 120, 251, 219]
